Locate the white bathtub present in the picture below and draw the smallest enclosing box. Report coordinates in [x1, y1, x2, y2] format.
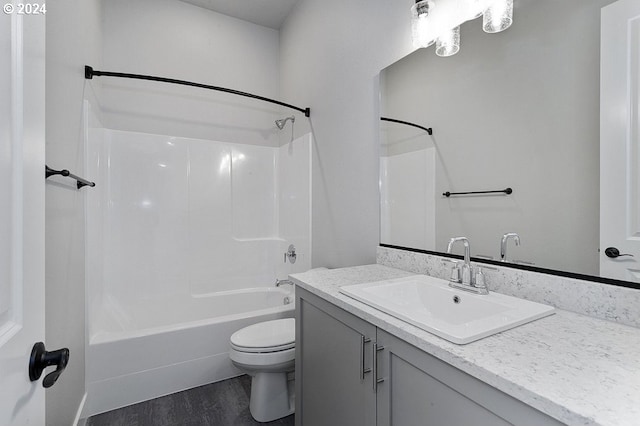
[84, 287, 295, 417]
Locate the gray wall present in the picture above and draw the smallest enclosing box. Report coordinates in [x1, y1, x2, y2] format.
[45, 0, 102, 424]
[279, 0, 417, 268]
[382, 0, 614, 275]
[101, 0, 282, 147]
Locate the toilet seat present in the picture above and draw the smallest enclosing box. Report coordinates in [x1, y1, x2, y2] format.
[229, 345, 295, 369]
[230, 318, 295, 353]
[228, 317, 296, 422]
[231, 341, 294, 353]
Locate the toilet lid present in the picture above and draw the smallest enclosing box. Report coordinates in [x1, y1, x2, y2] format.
[230, 318, 295, 353]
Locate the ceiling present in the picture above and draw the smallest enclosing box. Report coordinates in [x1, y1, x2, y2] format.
[179, 0, 299, 29]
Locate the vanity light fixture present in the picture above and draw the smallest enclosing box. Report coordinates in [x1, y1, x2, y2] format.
[483, 0, 513, 33]
[411, 0, 513, 57]
[469, 0, 486, 19]
[435, 26, 460, 57]
[411, 0, 435, 48]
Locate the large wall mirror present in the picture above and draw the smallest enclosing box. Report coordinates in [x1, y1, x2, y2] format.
[379, 0, 640, 285]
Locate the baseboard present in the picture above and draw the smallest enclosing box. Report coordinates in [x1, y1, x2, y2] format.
[84, 352, 241, 418]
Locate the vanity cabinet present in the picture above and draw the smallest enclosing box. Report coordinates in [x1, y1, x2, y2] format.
[295, 288, 376, 426]
[375, 329, 563, 426]
[296, 287, 564, 426]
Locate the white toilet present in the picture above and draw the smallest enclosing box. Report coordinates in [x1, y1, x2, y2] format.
[229, 318, 295, 422]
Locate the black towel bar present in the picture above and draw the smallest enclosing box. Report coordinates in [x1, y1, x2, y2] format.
[443, 188, 512, 197]
[45, 165, 95, 189]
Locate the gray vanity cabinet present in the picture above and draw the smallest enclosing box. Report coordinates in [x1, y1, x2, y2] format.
[295, 288, 376, 426]
[296, 287, 564, 426]
[375, 329, 564, 426]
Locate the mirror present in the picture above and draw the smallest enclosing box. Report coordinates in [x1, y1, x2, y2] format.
[379, 0, 631, 282]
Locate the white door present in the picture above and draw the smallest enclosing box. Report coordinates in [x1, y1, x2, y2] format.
[601, 0, 640, 282]
[0, 3, 46, 425]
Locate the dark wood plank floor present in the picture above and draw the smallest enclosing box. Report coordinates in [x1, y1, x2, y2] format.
[86, 375, 294, 426]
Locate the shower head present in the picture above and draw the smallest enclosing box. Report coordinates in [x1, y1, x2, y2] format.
[275, 116, 295, 130]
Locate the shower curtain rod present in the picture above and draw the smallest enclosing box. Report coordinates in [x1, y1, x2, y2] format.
[84, 65, 311, 117]
[380, 117, 433, 135]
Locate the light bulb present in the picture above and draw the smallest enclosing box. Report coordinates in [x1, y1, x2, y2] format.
[411, 0, 435, 48]
[483, 0, 513, 33]
[435, 26, 460, 57]
[469, 0, 487, 19]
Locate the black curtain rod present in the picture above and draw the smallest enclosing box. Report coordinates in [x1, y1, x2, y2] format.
[380, 117, 433, 135]
[85, 66, 310, 117]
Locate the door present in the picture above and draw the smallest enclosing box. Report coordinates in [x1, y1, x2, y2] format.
[0, 3, 46, 425]
[295, 289, 376, 426]
[601, 0, 640, 282]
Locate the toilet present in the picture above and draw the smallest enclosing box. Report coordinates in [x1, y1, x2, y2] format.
[229, 318, 295, 422]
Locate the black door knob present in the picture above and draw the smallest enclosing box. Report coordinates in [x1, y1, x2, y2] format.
[29, 342, 69, 388]
[604, 247, 634, 259]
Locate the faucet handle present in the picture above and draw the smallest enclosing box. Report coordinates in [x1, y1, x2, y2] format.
[284, 244, 297, 264]
[474, 267, 486, 288]
[449, 263, 461, 282]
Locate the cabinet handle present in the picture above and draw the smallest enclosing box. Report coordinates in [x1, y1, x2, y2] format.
[373, 343, 385, 391]
[360, 336, 372, 380]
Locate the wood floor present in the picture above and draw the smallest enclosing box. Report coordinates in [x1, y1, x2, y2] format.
[86, 375, 295, 426]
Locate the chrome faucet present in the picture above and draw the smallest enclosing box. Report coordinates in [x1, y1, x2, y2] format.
[446, 236, 489, 295]
[275, 278, 294, 288]
[447, 237, 472, 284]
[500, 232, 520, 262]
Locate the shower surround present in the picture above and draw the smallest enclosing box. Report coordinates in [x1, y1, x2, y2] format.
[84, 127, 311, 416]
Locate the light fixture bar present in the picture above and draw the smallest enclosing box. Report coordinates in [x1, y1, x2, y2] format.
[410, 0, 515, 58]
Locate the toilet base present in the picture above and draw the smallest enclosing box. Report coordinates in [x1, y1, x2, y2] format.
[249, 371, 295, 422]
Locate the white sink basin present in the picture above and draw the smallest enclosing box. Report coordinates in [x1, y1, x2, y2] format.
[339, 275, 555, 344]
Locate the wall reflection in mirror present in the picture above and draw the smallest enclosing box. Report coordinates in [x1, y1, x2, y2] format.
[379, 0, 639, 283]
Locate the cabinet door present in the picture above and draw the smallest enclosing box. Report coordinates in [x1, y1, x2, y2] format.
[376, 330, 564, 426]
[296, 288, 376, 426]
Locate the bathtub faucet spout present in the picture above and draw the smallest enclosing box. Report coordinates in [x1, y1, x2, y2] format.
[275, 279, 294, 288]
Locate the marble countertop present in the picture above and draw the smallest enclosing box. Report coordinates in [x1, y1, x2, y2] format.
[290, 264, 640, 426]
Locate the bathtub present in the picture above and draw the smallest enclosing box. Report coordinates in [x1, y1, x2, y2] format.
[84, 287, 295, 417]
